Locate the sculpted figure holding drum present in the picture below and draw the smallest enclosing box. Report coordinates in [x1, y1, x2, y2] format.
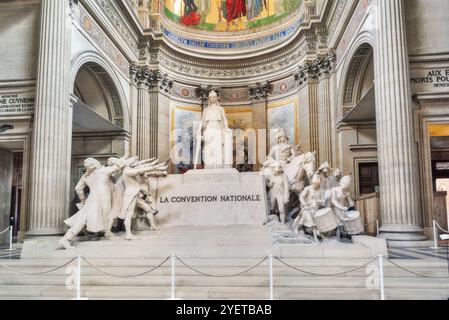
[292, 174, 325, 242]
[330, 175, 364, 237]
[330, 175, 355, 220]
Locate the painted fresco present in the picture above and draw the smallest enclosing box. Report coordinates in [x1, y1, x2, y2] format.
[225, 108, 255, 171]
[170, 106, 202, 173]
[267, 99, 298, 149]
[163, 0, 302, 32]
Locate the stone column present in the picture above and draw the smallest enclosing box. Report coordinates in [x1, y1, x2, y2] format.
[249, 83, 270, 170]
[132, 66, 161, 160]
[136, 83, 151, 158]
[308, 81, 319, 159]
[317, 53, 335, 165]
[374, 0, 425, 241]
[251, 100, 267, 171]
[28, 0, 71, 235]
[318, 76, 332, 164]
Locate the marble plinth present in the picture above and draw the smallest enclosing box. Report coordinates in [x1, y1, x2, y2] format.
[152, 169, 269, 227]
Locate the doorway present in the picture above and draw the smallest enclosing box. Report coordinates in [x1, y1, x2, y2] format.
[429, 123, 449, 231]
[0, 146, 24, 243]
[358, 162, 379, 196]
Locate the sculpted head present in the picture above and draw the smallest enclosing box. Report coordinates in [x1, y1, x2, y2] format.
[340, 175, 351, 190]
[311, 174, 321, 188]
[108, 157, 119, 167]
[275, 129, 288, 144]
[208, 90, 218, 105]
[332, 168, 342, 181]
[84, 158, 101, 172]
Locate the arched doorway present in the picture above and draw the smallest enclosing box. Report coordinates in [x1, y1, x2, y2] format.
[338, 43, 378, 197]
[70, 62, 130, 217]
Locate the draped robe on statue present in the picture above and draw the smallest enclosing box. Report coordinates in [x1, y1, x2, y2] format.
[226, 0, 247, 22]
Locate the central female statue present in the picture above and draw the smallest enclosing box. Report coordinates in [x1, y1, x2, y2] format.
[195, 90, 230, 169]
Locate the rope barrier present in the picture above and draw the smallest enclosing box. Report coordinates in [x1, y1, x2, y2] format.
[81, 256, 171, 278]
[0, 226, 11, 236]
[0, 257, 77, 275]
[176, 256, 269, 278]
[385, 257, 449, 279]
[274, 256, 378, 277]
[435, 222, 449, 234]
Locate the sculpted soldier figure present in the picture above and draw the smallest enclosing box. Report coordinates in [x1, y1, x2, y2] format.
[121, 158, 168, 240]
[268, 163, 290, 224]
[59, 157, 125, 249]
[265, 129, 296, 168]
[292, 174, 325, 242]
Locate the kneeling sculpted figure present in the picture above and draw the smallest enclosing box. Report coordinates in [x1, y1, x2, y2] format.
[291, 174, 325, 242]
[330, 175, 356, 238]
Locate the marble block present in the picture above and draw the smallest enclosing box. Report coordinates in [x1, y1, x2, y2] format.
[152, 169, 269, 226]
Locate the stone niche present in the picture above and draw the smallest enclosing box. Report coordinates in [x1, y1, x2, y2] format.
[152, 169, 269, 226]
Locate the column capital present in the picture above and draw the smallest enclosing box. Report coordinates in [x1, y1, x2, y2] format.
[130, 64, 173, 93]
[295, 51, 336, 86]
[248, 82, 272, 101]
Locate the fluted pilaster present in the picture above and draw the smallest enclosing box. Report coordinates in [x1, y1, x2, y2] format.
[28, 0, 72, 235]
[308, 82, 319, 160]
[318, 76, 332, 164]
[374, 0, 425, 240]
[136, 84, 151, 159]
[251, 100, 267, 170]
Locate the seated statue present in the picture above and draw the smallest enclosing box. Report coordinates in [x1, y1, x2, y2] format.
[291, 174, 325, 242]
[330, 175, 356, 239]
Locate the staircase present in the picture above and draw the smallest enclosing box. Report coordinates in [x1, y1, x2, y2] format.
[0, 225, 448, 300]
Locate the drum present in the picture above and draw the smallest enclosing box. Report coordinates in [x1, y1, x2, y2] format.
[314, 208, 339, 233]
[341, 211, 364, 235]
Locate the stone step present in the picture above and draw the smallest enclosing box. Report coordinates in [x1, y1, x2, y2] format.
[0, 285, 448, 300]
[0, 274, 448, 289]
[1, 265, 448, 278]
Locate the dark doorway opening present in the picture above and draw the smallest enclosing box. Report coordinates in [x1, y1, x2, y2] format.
[359, 162, 379, 196]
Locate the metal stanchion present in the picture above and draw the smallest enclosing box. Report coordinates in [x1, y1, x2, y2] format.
[76, 255, 82, 300]
[268, 254, 274, 300]
[169, 254, 179, 300]
[376, 220, 380, 237]
[378, 255, 385, 300]
[432, 220, 439, 249]
[8, 226, 13, 251]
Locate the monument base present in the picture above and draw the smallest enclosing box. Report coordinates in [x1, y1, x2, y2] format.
[20, 224, 386, 259]
[152, 169, 269, 227]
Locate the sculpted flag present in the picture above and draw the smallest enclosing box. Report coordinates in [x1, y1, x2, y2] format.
[226, 0, 247, 22]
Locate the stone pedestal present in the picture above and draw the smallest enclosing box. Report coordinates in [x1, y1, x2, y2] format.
[374, 0, 425, 241]
[27, 0, 71, 235]
[153, 169, 268, 226]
